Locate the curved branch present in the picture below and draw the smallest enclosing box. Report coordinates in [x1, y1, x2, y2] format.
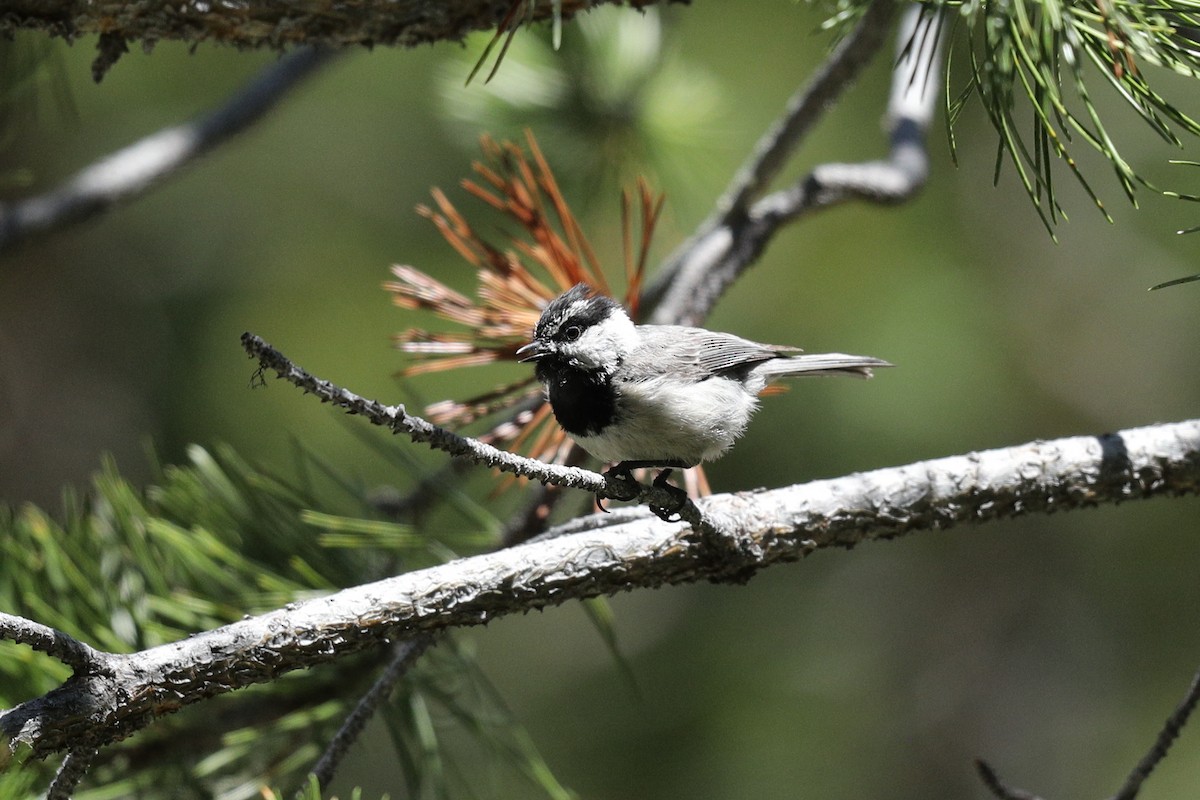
[0, 46, 338, 254]
[3, 417, 1199, 759]
[714, 0, 902, 221]
[763, 5, 943, 216]
[645, 0, 948, 327]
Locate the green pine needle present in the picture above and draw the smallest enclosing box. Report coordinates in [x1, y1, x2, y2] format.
[934, 0, 1200, 229]
[1149, 272, 1200, 288]
[0, 445, 559, 798]
[580, 597, 643, 702]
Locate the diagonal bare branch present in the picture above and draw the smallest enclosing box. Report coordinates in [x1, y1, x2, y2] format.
[1111, 666, 1200, 800]
[300, 635, 438, 798]
[0, 46, 339, 254]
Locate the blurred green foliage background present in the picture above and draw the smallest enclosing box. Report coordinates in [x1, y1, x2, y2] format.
[2, 2, 1200, 798]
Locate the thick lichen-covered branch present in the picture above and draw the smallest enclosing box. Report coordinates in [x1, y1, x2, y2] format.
[3, 417, 1198, 759]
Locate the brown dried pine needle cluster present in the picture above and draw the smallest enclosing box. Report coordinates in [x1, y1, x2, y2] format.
[385, 131, 665, 474]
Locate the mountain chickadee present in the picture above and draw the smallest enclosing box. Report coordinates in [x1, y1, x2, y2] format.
[517, 284, 890, 508]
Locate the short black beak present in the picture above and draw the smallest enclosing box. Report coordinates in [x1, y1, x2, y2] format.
[516, 340, 550, 362]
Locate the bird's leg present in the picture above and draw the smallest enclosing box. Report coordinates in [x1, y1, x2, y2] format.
[599, 460, 689, 516]
[598, 462, 640, 513]
[614, 459, 685, 471]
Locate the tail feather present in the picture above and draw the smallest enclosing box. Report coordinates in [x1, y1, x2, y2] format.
[757, 353, 892, 380]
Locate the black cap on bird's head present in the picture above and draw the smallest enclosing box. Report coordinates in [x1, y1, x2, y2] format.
[517, 284, 622, 362]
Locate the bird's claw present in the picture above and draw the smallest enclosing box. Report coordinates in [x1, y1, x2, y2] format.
[599, 464, 689, 521]
[599, 465, 641, 512]
[648, 469, 688, 522]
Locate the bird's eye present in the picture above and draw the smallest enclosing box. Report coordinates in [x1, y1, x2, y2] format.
[564, 325, 582, 342]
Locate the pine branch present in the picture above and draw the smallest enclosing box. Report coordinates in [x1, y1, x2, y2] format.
[3, 417, 1198, 760]
[947, 0, 1200, 228]
[0, 1, 674, 79]
[243, 332, 662, 509]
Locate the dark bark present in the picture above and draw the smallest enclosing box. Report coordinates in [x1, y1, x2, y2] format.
[0, 0, 680, 79]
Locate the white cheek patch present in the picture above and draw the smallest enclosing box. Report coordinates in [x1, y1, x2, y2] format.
[568, 314, 638, 371]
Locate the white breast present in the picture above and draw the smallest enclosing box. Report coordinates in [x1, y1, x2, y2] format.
[570, 375, 759, 467]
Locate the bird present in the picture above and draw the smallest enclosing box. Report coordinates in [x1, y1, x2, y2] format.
[516, 283, 891, 511]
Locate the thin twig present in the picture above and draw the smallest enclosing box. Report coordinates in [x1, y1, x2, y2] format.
[300, 635, 437, 798]
[0, 612, 107, 674]
[0, 46, 339, 254]
[242, 332, 690, 513]
[975, 666, 1200, 800]
[243, 332, 605, 491]
[46, 748, 98, 800]
[1111, 666, 1200, 800]
[974, 759, 1045, 800]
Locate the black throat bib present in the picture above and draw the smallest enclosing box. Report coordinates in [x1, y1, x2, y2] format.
[537, 361, 617, 437]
